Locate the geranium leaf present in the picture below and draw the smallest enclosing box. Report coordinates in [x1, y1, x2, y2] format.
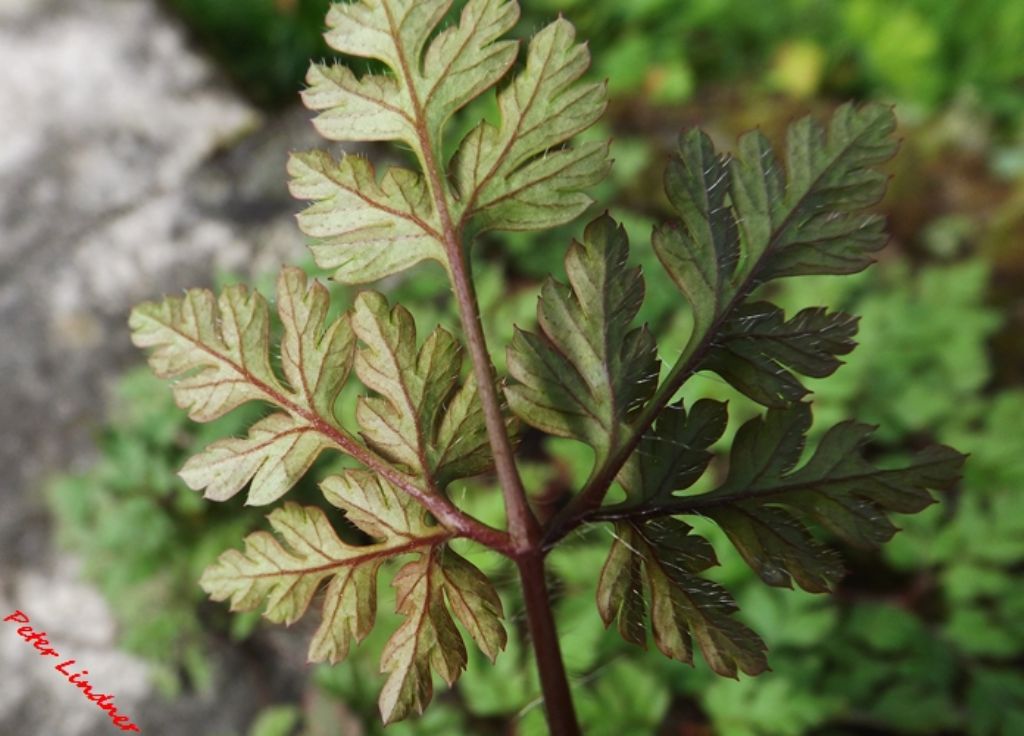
[135, 264, 507, 724]
[278, 268, 359, 419]
[596, 517, 768, 678]
[433, 373, 493, 484]
[291, 0, 609, 283]
[689, 403, 965, 592]
[129, 268, 356, 504]
[125, 0, 973, 725]
[203, 472, 504, 722]
[506, 215, 659, 466]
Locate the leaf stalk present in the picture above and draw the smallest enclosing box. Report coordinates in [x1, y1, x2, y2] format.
[395, 28, 576, 729]
[517, 551, 582, 736]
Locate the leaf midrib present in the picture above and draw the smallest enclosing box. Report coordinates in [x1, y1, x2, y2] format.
[241, 533, 450, 580]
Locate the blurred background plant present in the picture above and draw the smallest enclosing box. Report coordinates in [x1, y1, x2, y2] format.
[48, 0, 1024, 733]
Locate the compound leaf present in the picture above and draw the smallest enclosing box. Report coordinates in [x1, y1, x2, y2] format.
[130, 268, 356, 504]
[433, 373, 493, 484]
[302, 61, 411, 144]
[278, 267, 358, 419]
[379, 549, 463, 723]
[596, 518, 768, 677]
[203, 476, 504, 723]
[129, 0, 971, 722]
[506, 215, 659, 466]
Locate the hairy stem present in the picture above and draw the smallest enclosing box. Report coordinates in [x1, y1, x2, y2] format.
[517, 552, 581, 736]
[385, 14, 569, 728]
[436, 180, 576, 736]
[405, 98, 540, 548]
[444, 242, 542, 547]
[416, 98, 573, 736]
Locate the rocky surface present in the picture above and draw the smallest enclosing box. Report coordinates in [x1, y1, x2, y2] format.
[0, 0, 323, 733]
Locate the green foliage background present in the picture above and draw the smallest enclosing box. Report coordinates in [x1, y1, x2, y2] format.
[53, 0, 1024, 733]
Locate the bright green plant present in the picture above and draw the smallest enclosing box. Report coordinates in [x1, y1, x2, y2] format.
[128, 2, 963, 732]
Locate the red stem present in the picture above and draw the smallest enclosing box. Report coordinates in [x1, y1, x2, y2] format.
[517, 552, 581, 736]
[385, 3, 541, 551]
[443, 242, 542, 549]
[380, 9, 572, 730]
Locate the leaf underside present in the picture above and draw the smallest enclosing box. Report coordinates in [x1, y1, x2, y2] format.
[130, 268, 502, 722]
[351, 291, 494, 488]
[291, 0, 610, 284]
[132, 0, 615, 723]
[130, 267, 356, 506]
[201, 487, 505, 724]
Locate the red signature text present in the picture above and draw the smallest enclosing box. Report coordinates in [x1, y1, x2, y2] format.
[4, 610, 142, 732]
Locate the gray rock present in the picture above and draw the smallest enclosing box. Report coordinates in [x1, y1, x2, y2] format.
[0, 0, 257, 565]
[0, 0, 327, 733]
